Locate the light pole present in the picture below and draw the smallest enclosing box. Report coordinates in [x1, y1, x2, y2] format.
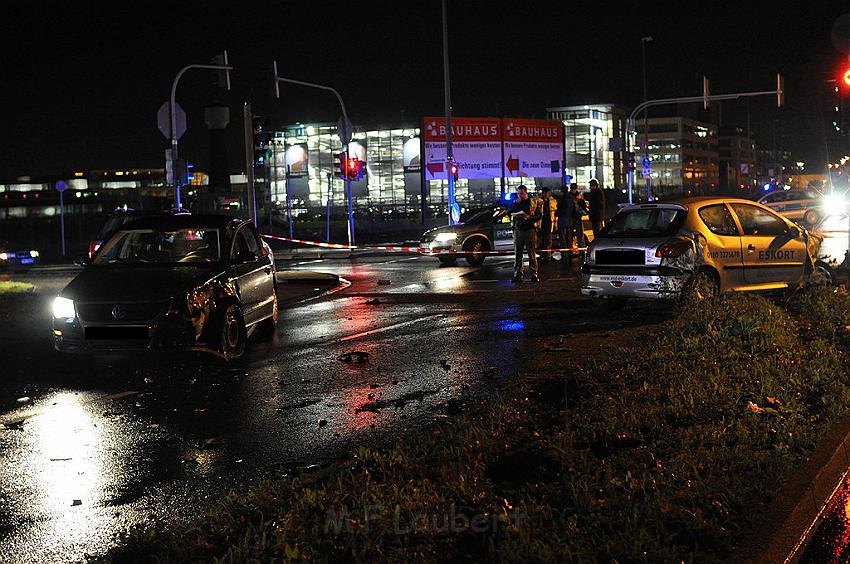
[641, 37, 653, 201]
[168, 52, 232, 210]
[272, 62, 356, 245]
[442, 0, 458, 224]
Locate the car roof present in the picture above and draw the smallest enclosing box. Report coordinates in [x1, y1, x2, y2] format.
[119, 214, 247, 231]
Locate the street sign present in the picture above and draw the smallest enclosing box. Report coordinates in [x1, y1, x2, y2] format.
[165, 149, 174, 184]
[642, 156, 651, 168]
[336, 115, 353, 145]
[55, 180, 67, 192]
[157, 102, 187, 140]
[642, 167, 652, 178]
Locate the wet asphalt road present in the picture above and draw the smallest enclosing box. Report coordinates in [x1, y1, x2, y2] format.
[0, 254, 671, 563]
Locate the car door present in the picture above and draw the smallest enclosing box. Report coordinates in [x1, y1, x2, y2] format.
[729, 203, 808, 286]
[229, 225, 275, 324]
[492, 208, 514, 251]
[696, 203, 745, 289]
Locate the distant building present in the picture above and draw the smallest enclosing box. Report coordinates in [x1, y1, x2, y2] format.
[633, 116, 719, 196]
[718, 126, 757, 195]
[546, 104, 629, 190]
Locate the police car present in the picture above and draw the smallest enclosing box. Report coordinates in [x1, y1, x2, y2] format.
[421, 204, 593, 266]
[582, 197, 825, 301]
[757, 188, 825, 226]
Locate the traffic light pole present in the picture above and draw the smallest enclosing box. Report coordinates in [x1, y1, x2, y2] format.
[442, 0, 457, 225]
[271, 63, 355, 245]
[626, 81, 783, 204]
[169, 55, 233, 211]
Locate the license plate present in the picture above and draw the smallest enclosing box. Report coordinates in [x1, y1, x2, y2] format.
[598, 275, 638, 282]
[85, 326, 149, 340]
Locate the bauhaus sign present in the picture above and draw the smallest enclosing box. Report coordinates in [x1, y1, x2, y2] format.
[423, 116, 564, 180]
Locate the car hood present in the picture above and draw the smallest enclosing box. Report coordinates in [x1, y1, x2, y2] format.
[61, 265, 220, 302]
[421, 223, 484, 242]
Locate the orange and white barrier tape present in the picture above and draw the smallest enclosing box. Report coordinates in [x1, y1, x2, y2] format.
[260, 233, 587, 255]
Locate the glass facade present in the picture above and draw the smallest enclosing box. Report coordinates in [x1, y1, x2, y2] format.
[634, 117, 719, 196]
[547, 104, 628, 190]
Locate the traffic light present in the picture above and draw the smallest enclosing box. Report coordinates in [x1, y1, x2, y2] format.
[252, 116, 271, 167]
[627, 152, 636, 171]
[450, 162, 459, 181]
[336, 153, 365, 180]
[843, 67, 850, 90]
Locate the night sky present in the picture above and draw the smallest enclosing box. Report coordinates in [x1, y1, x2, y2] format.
[2, 0, 849, 179]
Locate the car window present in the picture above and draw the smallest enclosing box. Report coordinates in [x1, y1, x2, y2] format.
[94, 228, 220, 264]
[761, 192, 785, 204]
[784, 192, 805, 201]
[698, 204, 739, 236]
[730, 204, 788, 237]
[231, 227, 259, 260]
[600, 208, 685, 238]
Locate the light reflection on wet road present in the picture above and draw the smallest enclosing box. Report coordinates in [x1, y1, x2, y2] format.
[0, 255, 657, 562]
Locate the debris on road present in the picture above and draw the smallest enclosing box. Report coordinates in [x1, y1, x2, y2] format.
[339, 351, 370, 364]
[317, 419, 328, 428]
[2, 420, 25, 430]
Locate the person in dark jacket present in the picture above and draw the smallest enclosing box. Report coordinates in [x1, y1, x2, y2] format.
[587, 178, 606, 236]
[509, 185, 542, 282]
[556, 184, 575, 261]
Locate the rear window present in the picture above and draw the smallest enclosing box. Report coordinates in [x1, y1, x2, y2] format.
[599, 208, 685, 238]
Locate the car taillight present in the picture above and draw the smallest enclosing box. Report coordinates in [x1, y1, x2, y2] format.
[88, 241, 101, 258]
[655, 239, 692, 258]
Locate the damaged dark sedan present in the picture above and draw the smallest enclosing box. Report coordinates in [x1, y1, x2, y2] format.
[52, 215, 278, 360]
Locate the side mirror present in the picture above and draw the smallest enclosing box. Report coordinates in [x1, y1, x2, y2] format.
[788, 226, 801, 239]
[73, 255, 89, 267]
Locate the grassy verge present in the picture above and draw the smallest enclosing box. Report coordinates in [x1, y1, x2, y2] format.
[0, 281, 33, 294]
[101, 288, 850, 563]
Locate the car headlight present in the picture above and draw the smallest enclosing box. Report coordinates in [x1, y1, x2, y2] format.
[434, 232, 457, 243]
[0, 252, 7, 261]
[52, 296, 76, 318]
[30, 250, 39, 258]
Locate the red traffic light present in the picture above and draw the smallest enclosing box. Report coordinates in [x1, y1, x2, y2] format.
[843, 68, 850, 88]
[449, 163, 459, 179]
[348, 158, 358, 171]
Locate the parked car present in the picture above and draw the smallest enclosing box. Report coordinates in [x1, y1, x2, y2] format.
[0, 239, 39, 272]
[757, 188, 825, 226]
[420, 204, 594, 266]
[54, 215, 277, 360]
[581, 197, 824, 302]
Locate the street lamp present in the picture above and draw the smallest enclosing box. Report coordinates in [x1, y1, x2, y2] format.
[641, 37, 653, 201]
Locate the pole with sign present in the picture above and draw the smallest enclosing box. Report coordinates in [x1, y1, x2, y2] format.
[55, 180, 67, 257]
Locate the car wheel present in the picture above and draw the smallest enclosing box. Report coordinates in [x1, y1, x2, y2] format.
[464, 237, 489, 266]
[218, 304, 247, 361]
[685, 269, 719, 302]
[254, 288, 279, 341]
[803, 209, 820, 226]
[807, 260, 835, 287]
[438, 255, 457, 266]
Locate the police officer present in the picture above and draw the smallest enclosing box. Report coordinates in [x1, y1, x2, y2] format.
[537, 187, 558, 264]
[587, 178, 606, 236]
[510, 185, 542, 283]
[556, 184, 575, 261]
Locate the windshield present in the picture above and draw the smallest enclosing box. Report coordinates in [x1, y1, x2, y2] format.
[93, 228, 221, 265]
[600, 208, 685, 238]
[460, 208, 494, 224]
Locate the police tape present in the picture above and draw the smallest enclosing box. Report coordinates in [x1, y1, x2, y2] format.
[260, 233, 588, 255]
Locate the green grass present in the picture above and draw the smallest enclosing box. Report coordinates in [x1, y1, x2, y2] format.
[0, 281, 34, 293]
[99, 288, 850, 563]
